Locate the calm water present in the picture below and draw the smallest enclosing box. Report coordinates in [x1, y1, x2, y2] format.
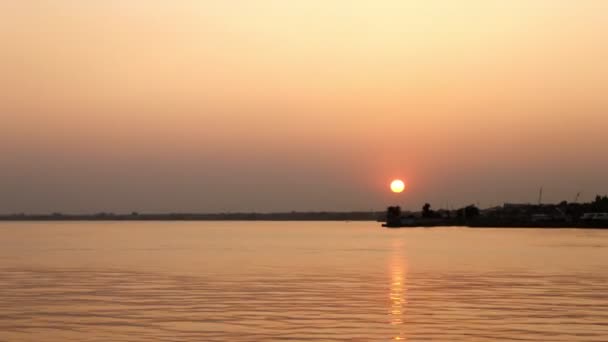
[1, 222, 608, 341]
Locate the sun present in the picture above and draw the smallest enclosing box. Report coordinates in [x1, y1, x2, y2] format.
[390, 179, 405, 193]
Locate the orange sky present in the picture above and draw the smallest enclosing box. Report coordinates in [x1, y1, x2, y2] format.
[1, 1, 607, 213]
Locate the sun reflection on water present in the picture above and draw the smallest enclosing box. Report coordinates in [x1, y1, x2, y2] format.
[389, 240, 408, 340]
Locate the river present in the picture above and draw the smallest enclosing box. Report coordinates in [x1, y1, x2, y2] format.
[1, 222, 607, 341]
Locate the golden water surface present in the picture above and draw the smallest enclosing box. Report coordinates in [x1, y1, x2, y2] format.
[1, 222, 607, 341]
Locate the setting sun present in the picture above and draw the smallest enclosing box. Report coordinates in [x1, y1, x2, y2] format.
[390, 179, 405, 193]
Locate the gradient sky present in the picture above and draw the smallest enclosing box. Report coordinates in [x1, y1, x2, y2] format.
[1, 1, 607, 213]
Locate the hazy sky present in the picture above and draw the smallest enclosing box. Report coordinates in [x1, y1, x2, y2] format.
[1, 1, 607, 213]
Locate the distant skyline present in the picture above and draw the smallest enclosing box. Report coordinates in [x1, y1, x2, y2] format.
[1, 1, 607, 214]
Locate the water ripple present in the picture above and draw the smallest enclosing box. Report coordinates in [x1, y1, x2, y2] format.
[1, 268, 608, 341]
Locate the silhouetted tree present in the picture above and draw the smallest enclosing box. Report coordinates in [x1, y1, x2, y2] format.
[592, 195, 608, 211]
[386, 206, 402, 226]
[387, 206, 401, 217]
[422, 203, 433, 218]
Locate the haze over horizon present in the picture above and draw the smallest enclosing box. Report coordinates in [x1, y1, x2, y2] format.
[2, 1, 608, 214]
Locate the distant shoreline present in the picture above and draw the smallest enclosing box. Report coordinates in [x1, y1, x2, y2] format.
[0, 212, 384, 222]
